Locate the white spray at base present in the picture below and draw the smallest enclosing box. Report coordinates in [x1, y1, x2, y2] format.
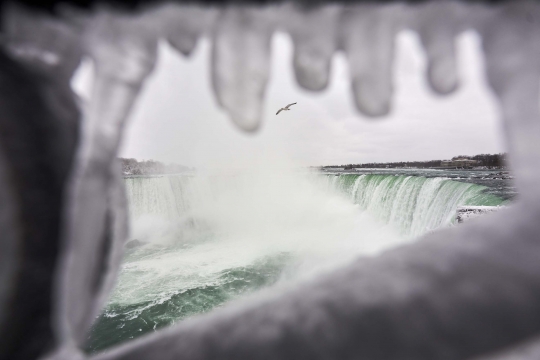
[121, 171, 404, 303]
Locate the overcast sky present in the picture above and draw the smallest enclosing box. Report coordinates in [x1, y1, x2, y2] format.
[74, 30, 505, 169]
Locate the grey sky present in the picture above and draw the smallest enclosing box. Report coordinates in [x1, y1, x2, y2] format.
[73, 30, 505, 169]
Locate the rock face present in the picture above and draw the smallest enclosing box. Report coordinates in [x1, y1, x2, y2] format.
[456, 206, 504, 223]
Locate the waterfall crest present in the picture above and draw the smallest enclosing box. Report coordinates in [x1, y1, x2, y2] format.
[125, 174, 506, 241]
[328, 174, 506, 237]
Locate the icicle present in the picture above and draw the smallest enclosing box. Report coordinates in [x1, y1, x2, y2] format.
[211, 7, 276, 132]
[2, 3, 83, 82]
[284, 5, 340, 91]
[152, 4, 219, 57]
[91, 161, 130, 329]
[54, 9, 159, 347]
[481, 2, 540, 202]
[0, 147, 18, 343]
[416, 2, 465, 95]
[340, 4, 402, 117]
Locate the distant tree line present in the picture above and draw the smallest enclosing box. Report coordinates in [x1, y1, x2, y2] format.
[120, 158, 193, 175]
[459, 153, 507, 168]
[323, 153, 507, 170]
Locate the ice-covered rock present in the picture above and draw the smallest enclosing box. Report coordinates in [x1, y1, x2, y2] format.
[456, 205, 505, 223]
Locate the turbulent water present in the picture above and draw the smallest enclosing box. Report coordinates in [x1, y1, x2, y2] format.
[85, 170, 510, 353]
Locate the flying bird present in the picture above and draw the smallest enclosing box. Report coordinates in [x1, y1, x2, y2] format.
[276, 102, 297, 115]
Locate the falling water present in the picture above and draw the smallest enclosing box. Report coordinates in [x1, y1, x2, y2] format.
[327, 174, 506, 237]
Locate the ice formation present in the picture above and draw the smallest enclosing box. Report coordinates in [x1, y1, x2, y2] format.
[456, 205, 504, 223]
[1, 1, 540, 360]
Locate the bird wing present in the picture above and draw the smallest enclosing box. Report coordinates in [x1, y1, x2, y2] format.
[276, 108, 283, 115]
[285, 102, 297, 109]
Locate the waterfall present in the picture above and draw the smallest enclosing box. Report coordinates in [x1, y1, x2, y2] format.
[125, 176, 192, 221]
[86, 172, 506, 352]
[125, 173, 505, 242]
[327, 174, 506, 237]
[123, 175, 217, 245]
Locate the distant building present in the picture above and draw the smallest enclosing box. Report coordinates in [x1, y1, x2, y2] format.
[441, 158, 479, 168]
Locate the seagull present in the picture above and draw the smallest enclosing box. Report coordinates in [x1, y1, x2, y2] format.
[276, 102, 297, 115]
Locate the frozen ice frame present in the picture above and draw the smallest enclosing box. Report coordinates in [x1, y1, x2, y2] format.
[2, 1, 540, 360]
